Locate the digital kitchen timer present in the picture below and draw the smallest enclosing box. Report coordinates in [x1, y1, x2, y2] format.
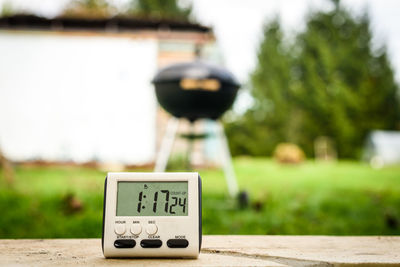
[102, 172, 202, 258]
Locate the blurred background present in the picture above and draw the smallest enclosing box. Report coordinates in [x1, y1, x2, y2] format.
[0, 0, 399, 238]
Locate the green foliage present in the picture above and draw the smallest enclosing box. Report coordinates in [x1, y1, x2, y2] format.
[0, 1, 14, 17]
[226, 3, 400, 158]
[62, 0, 117, 18]
[127, 0, 193, 21]
[61, 0, 193, 21]
[1, 160, 400, 237]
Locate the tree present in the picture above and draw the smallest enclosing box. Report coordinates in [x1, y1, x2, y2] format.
[62, 0, 193, 21]
[62, 0, 117, 18]
[126, 0, 193, 21]
[1, 1, 14, 17]
[225, 19, 294, 156]
[226, 1, 400, 158]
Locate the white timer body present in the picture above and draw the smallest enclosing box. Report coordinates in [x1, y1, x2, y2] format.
[102, 172, 202, 258]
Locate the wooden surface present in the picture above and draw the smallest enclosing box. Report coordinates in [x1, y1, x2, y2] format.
[0, 236, 399, 266]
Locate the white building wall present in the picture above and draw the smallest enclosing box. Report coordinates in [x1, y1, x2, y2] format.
[0, 32, 158, 164]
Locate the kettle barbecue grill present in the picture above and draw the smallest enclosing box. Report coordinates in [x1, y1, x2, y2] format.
[153, 61, 240, 121]
[153, 61, 241, 198]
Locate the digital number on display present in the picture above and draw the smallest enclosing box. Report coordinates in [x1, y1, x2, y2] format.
[116, 182, 188, 216]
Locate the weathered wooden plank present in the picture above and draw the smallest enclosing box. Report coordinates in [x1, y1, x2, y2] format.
[0, 236, 398, 266]
[203, 235, 400, 266]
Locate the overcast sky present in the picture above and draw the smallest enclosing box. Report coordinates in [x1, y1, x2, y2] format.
[1, 0, 400, 84]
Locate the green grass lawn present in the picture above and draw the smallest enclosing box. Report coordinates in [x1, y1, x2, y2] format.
[1, 158, 399, 238]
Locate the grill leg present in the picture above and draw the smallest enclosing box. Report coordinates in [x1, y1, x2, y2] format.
[154, 117, 180, 172]
[186, 121, 195, 170]
[216, 121, 239, 197]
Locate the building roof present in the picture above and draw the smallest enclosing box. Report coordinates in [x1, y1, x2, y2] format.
[0, 14, 212, 34]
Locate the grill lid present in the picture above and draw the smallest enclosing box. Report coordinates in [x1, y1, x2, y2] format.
[152, 61, 240, 87]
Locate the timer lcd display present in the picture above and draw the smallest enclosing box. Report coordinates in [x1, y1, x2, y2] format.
[116, 182, 188, 216]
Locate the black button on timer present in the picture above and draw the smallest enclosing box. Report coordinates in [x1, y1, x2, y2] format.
[167, 239, 189, 248]
[114, 239, 136, 248]
[140, 239, 162, 248]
